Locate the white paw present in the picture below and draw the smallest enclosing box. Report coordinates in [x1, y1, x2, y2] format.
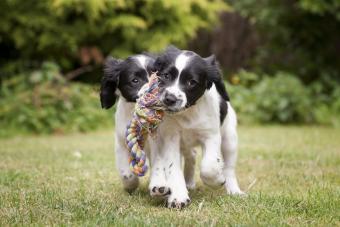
[200, 159, 225, 188]
[121, 173, 139, 193]
[186, 180, 196, 190]
[200, 171, 226, 188]
[149, 170, 170, 197]
[226, 188, 247, 196]
[167, 193, 191, 209]
[149, 172, 171, 197]
[224, 177, 246, 196]
[150, 185, 171, 197]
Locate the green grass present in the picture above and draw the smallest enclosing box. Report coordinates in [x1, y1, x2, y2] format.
[0, 126, 339, 226]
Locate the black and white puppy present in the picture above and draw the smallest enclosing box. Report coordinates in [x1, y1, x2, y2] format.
[148, 46, 244, 208]
[100, 53, 197, 196]
[100, 54, 155, 192]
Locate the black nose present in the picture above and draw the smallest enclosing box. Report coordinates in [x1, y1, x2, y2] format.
[163, 92, 177, 106]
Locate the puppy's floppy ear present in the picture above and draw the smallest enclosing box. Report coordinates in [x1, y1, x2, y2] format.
[100, 57, 122, 109]
[204, 55, 230, 101]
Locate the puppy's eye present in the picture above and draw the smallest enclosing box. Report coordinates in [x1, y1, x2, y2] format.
[132, 78, 139, 83]
[187, 79, 197, 87]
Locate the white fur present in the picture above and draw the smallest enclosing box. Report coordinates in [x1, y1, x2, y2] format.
[112, 53, 243, 206]
[222, 102, 244, 194]
[114, 78, 197, 196]
[164, 86, 187, 109]
[149, 84, 244, 207]
[136, 55, 147, 69]
[175, 52, 190, 75]
[164, 53, 191, 108]
[148, 117, 190, 207]
[115, 98, 139, 191]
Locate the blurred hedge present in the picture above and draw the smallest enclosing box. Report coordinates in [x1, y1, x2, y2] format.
[0, 0, 227, 77]
[0, 62, 113, 137]
[228, 71, 340, 126]
[1, 0, 339, 136]
[228, 0, 340, 84]
[1, 67, 339, 138]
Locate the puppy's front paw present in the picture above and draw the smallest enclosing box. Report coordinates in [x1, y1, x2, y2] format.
[121, 173, 139, 193]
[150, 185, 171, 197]
[226, 188, 247, 196]
[224, 177, 246, 196]
[200, 161, 225, 188]
[166, 191, 191, 209]
[186, 179, 196, 190]
[200, 172, 226, 188]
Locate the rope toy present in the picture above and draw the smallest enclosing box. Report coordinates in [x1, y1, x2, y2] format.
[125, 73, 165, 176]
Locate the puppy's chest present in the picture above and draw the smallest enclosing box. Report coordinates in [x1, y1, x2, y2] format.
[174, 110, 217, 131]
[174, 112, 218, 146]
[180, 130, 200, 148]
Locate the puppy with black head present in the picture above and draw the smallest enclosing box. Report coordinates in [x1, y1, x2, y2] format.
[100, 54, 155, 192]
[148, 46, 244, 208]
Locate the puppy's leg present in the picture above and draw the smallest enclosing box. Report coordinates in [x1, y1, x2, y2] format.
[149, 139, 171, 197]
[183, 148, 196, 190]
[221, 103, 244, 195]
[115, 135, 139, 193]
[149, 127, 190, 208]
[200, 134, 226, 188]
[165, 139, 190, 208]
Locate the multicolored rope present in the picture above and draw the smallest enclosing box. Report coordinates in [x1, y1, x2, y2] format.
[125, 73, 165, 177]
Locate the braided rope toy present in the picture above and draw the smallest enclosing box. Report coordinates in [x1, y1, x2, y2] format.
[125, 73, 165, 176]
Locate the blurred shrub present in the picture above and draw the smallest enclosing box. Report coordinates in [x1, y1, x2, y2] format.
[0, 62, 112, 137]
[189, 11, 259, 77]
[311, 82, 340, 127]
[0, 0, 227, 77]
[228, 70, 340, 126]
[227, 0, 340, 84]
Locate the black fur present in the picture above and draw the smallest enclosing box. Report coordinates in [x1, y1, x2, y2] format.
[205, 54, 230, 124]
[100, 57, 122, 109]
[152, 46, 181, 74]
[100, 55, 155, 109]
[219, 99, 228, 124]
[204, 55, 230, 102]
[154, 46, 230, 111]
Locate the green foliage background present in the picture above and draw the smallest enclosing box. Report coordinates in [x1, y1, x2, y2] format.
[0, 0, 339, 136]
[0, 0, 227, 136]
[228, 0, 340, 84]
[0, 0, 226, 75]
[228, 71, 340, 126]
[0, 62, 113, 137]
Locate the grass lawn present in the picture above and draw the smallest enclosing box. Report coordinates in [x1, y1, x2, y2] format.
[0, 126, 339, 226]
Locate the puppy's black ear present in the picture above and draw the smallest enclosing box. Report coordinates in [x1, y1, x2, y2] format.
[204, 55, 230, 101]
[100, 57, 122, 109]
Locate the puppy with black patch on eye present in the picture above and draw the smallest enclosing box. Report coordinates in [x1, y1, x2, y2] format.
[100, 54, 155, 192]
[100, 53, 197, 196]
[148, 46, 244, 209]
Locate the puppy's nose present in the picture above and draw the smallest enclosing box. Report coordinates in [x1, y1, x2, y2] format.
[163, 92, 177, 106]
